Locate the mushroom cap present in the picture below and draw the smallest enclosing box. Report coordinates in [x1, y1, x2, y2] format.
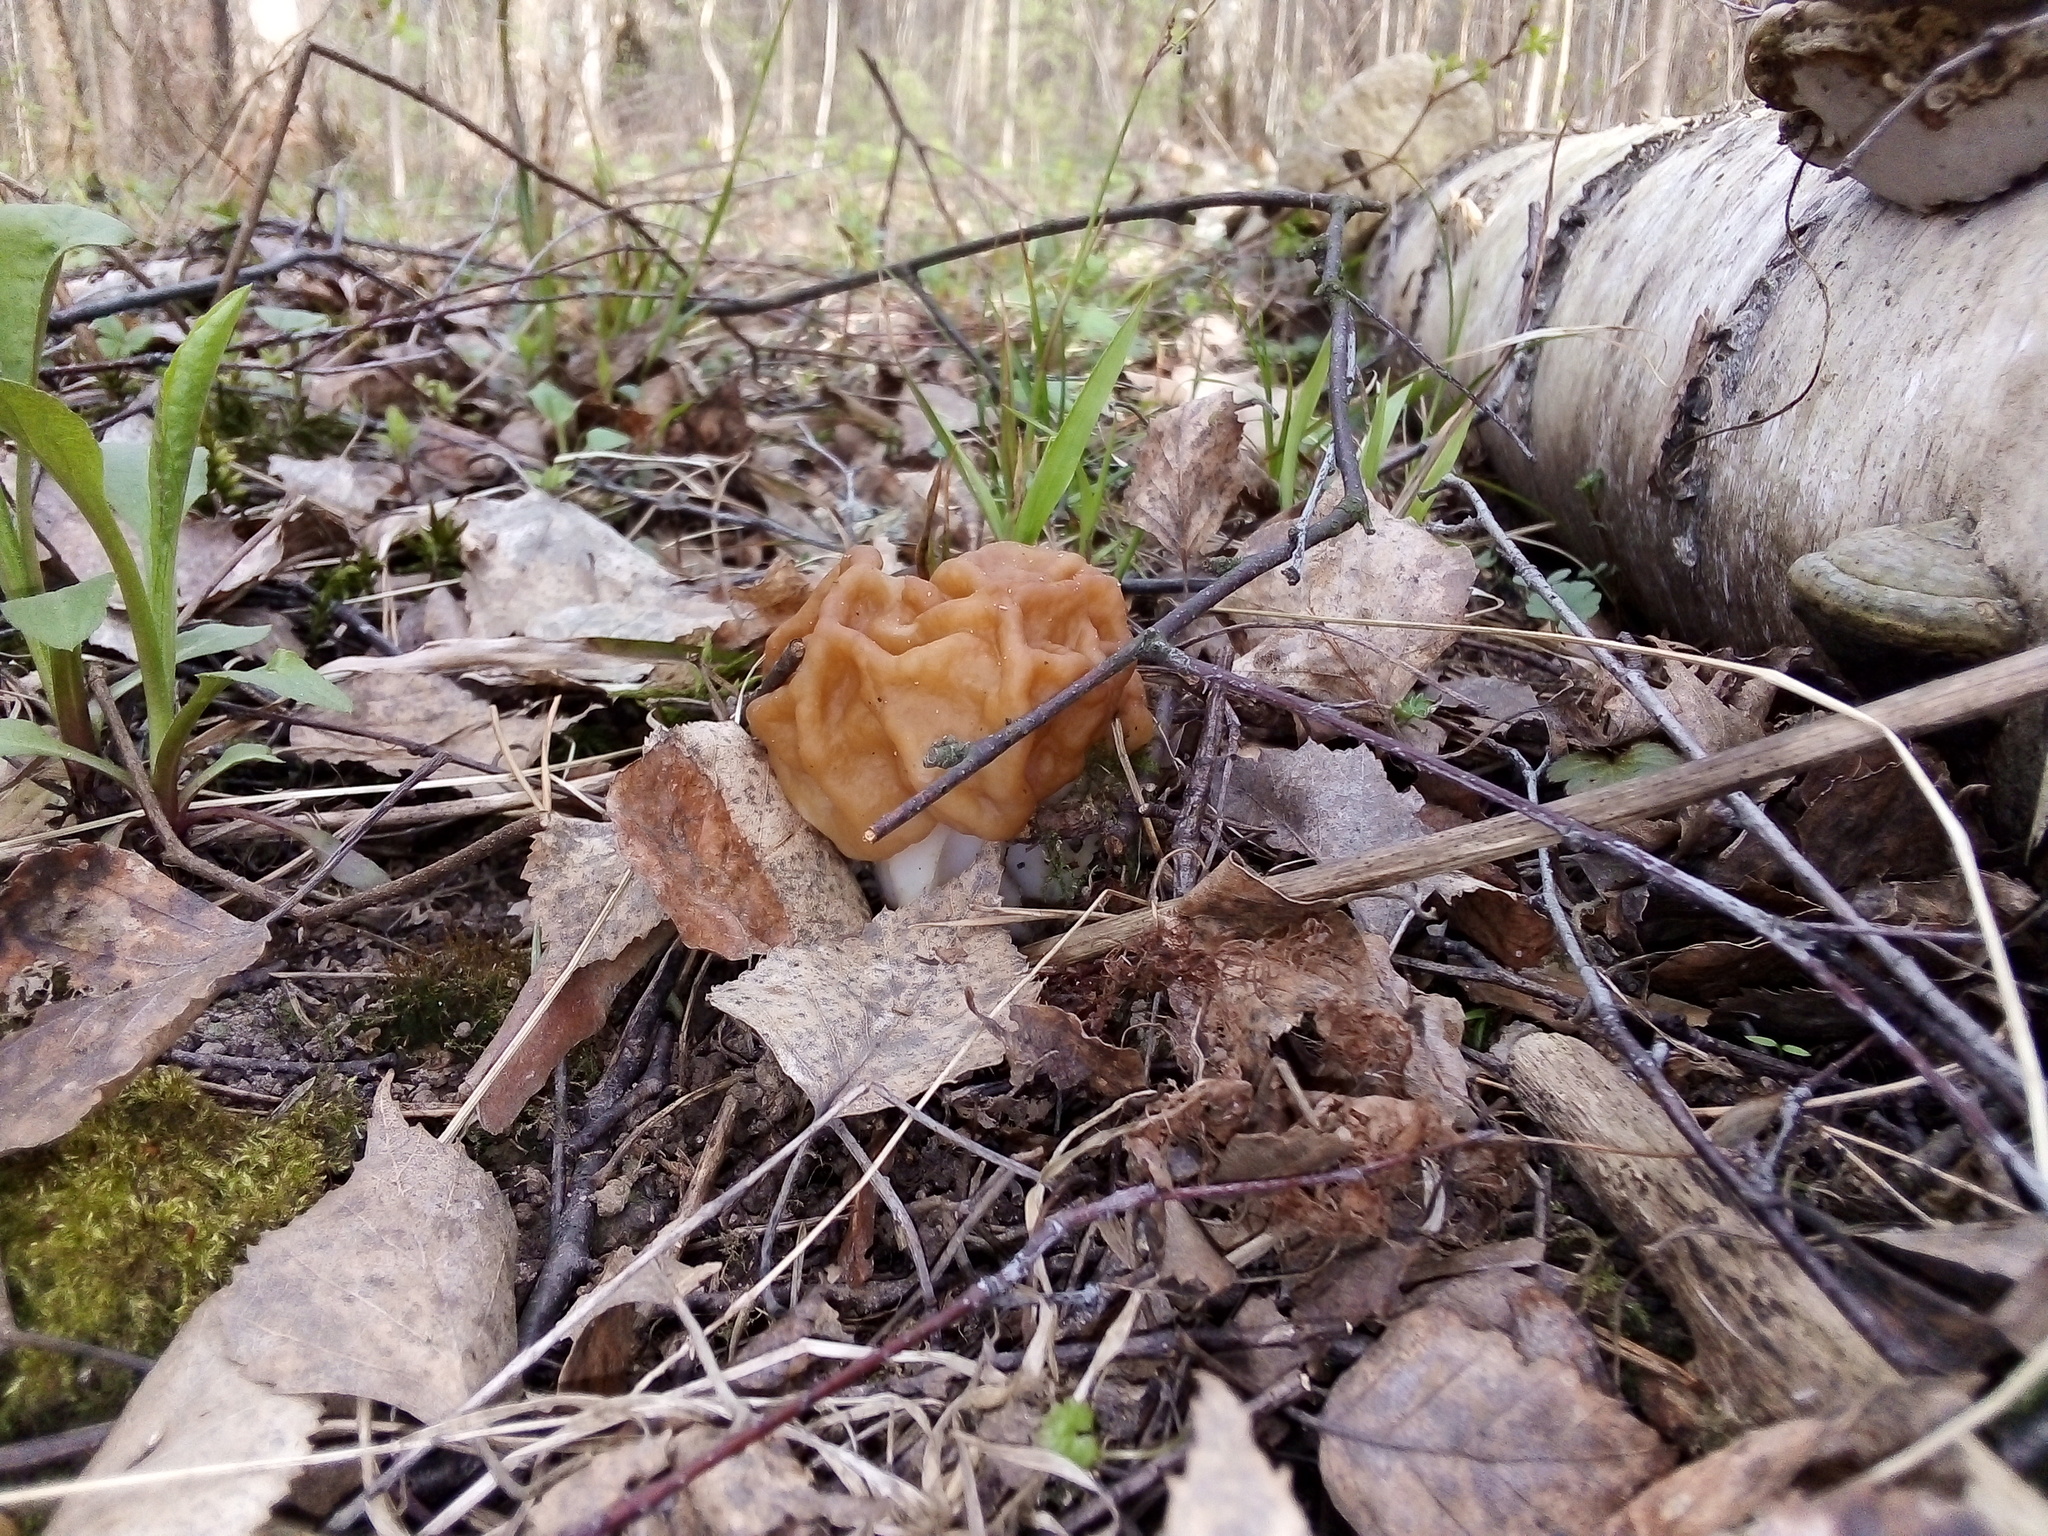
[748, 542, 1155, 859]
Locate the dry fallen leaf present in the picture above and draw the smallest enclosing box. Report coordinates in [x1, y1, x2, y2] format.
[46, 1291, 321, 1536]
[1224, 739, 1448, 937]
[1161, 1373, 1312, 1536]
[461, 820, 672, 1132]
[1231, 493, 1475, 708]
[707, 850, 1029, 1115]
[559, 1251, 721, 1396]
[989, 1000, 1147, 1097]
[268, 453, 405, 524]
[1320, 1304, 1672, 1536]
[219, 1084, 517, 1422]
[289, 670, 544, 779]
[609, 722, 870, 959]
[0, 846, 268, 1153]
[1124, 393, 1251, 573]
[322, 634, 657, 690]
[461, 490, 745, 646]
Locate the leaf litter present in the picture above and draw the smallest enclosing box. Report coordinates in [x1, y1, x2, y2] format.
[1, 97, 2044, 1536]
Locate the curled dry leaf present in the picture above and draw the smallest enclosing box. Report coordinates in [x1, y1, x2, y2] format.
[1230, 494, 1475, 709]
[1319, 1304, 1672, 1536]
[559, 1251, 721, 1396]
[289, 670, 544, 779]
[0, 846, 268, 1153]
[221, 1084, 516, 1420]
[323, 634, 656, 690]
[989, 1000, 1147, 1097]
[707, 851, 1028, 1116]
[1161, 1373, 1312, 1536]
[46, 1291, 322, 1536]
[461, 820, 672, 1132]
[1223, 739, 1465, 938]
[461, 491, 746, 646]
[609, 721, 869, 959]
[1124, 392, 1255, 572]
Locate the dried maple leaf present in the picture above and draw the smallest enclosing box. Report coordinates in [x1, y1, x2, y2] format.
[1319, 1304, 1672, 1536]
[707, 852, 1029, 1115]
[0, 846, 268, 1153]
[219, 1084, 517, 1422]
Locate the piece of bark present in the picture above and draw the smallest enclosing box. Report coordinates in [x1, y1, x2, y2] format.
[1507, 1032, 1894, 1425]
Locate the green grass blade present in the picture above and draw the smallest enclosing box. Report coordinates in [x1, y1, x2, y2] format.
[1360, 381, 1415, 487]
[1277, 334, 1332, 511]
[907, 380, 1005, 539]
[1010, 303, 1142, 546]
[150, 287, 248, 626]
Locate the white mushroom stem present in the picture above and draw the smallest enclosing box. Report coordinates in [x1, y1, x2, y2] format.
[873, 826, 990, 908]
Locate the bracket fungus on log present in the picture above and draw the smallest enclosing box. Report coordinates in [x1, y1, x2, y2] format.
[746, 542, 1153, 905]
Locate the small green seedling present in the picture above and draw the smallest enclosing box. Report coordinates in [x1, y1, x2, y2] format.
[1036, 1398, 1102, 1471]
[0, 206, 351, 808]
[1544, 742, 1684, 797]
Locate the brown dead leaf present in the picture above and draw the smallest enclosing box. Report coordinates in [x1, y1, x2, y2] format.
[1598, 662, 1763, 755]
[1223, 739, 1444, 938]
[220, 1083, 516, 1422]
[527, 1433, 674, 1536]
[461, 820, 672, 1132]
[288, 670, 544, 779]
[1261, 1094, 1450, 1249]
[989, 1000, 1146, 1096]
[0, 846, 269, 1153]
[1446, 884, 1557, 968]
[609, 722, 869, 959]
[666, 377, 755, 457]
[1124, 393, 1249, 572]
[461, 491, 746, 646]
[1231, 492, 1475, 709]
[1320, 1304, 1672, 1536]
[46, 1291, 321, 1536]
[1793, 747, 1957, 889]
[1750, 1489, 1995, 1536]
[1162, 1373, 1311, 1536]
[706, 851, 1027, 1115]
[732, 553, 813, 630]
[559, 1251, 721, 1396]
[1603, 1381, 1973, 1536]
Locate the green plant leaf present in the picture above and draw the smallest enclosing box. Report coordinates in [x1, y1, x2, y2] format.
[180, 740, 280, 796]
[150, 288, 248, 623]
[206, 649, 351, 712]
[175, 622, 273, 661]
[907, 380, 1003, 535]
[1, 572, 114, 651]
[1359, 381, 1415, 487]
[0, 204, 131, 386]
[527, 380, 576, 434]
[1277, 333, 1331, 511]
[1010, 303, 1142, 545]
[0, 717, 125, 782]
[0, 380, 116, 520]
[1545, 742, 1684, 797]
[1523, 569, 1603, 623]
[580, 426, 630, 453]
[253, 305, 330, 336]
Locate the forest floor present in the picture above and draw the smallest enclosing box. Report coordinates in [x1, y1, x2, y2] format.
[0, 155, 2045, 1536]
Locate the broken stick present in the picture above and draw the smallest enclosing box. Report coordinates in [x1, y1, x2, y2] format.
[1033, 644, 2048, 963]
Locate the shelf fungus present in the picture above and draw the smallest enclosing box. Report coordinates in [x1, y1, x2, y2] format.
[1788, 519, 2026, 681]
[1747, 1, 2048, 210]
[746, 542, 1154, 906]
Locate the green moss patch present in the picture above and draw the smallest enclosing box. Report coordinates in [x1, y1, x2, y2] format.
[0, 1069, 359, 1438]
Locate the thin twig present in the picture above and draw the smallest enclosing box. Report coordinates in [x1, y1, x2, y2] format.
[297, 814, 544, 924]
[1149, 647, 2048, 1211]
[267, 752, 450, 924]
[217, 39, 314, 303]
[307, 43, 683, 267]
[1524, 761, 1920, 1371]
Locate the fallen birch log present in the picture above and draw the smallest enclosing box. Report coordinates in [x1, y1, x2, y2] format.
[1365, 109, 2048, 672]
[1032, 642, 2048, 964]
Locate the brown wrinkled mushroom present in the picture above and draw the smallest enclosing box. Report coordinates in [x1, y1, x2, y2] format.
[747, 542, 1154, 904]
